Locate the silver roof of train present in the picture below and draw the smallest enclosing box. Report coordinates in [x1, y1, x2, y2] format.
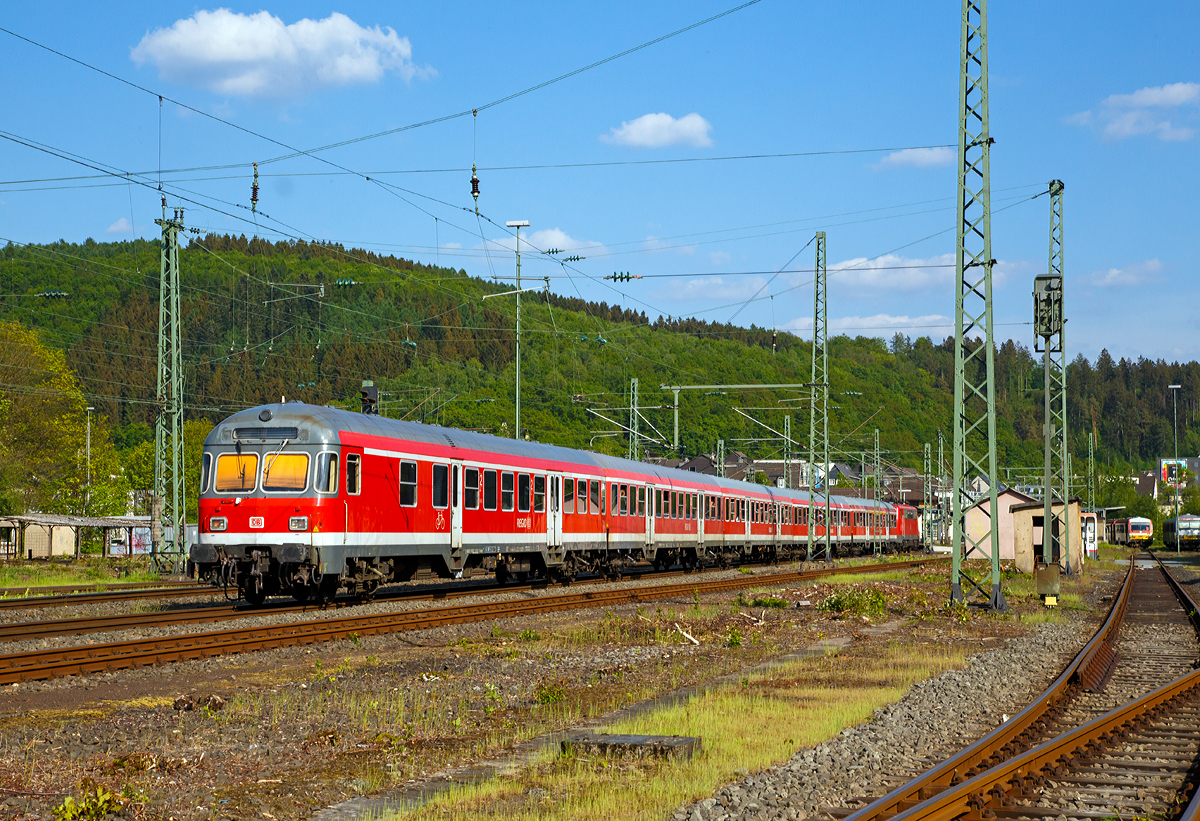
[209, 402, 894, 510]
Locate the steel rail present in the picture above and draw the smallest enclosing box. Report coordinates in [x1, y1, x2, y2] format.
[0, 583, 213, 611]
[0, 579, 198, 597]
[842, 557, 1137, 821]
[887, 666, 1200, 821]
[0, 557, 942, 684]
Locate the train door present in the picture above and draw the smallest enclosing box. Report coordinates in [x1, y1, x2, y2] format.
[644, 484, 654, 546]
[549, 474, 563, 548]
[450, 462, 464, 551]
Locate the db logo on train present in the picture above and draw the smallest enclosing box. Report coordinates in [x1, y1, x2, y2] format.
[249, 517, 265, 529]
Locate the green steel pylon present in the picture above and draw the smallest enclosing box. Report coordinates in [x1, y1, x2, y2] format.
[716, 439, 725, 479]
[1034, 180, 1068, 572]
[153, 204, 186, 571]
[872, 428, 883, 556]
[627, 378, 640, 462]
[783, 415, 793, 490]
[951, 0, 1005, 609]
[807, 231, 831, 562]
[923, 442, 933, 550]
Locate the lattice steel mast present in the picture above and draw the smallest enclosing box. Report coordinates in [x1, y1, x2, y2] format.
[923, 442, 933, 550]
[872, 428, 883, 555]
[1087, 430, 1095, 512]
[152, 203, 186, 570]
[807, 231, 831, 562]
[784, 415, 793, 489]
[1034, 180, 1068, 570]
[627, 378, 641, 461]
[951, 0, 1005, 609]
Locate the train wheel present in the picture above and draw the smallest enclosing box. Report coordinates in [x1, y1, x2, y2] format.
[496, 565, 509, 586]
[316, 576, 339, 605]
[292, 586, 311, 604]
[244, 584, 266, 607]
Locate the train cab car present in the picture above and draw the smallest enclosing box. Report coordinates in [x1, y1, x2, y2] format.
[1080, 511, 1098, 560]
[1107, 516, 1153, 547]
[191, 401, 923, 605]
[1164, 515, 1200, 550]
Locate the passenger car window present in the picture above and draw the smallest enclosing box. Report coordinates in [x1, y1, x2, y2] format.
[534, 476, 546, 513]
[215, 453, 258, 493]
[591, 480, 601, 514]
[399, 461, 418, 507]
[315, 452, 338, 494]
[465, 468, 479, 509]
[577, 479, 588, 514]
[346, 454, 361, 495]
[518, 474, 531, 512]
[564, 476, 575, 513]
[432, 464, 449, 509]
[483, 469, 497, 510]
[263, 453, 308, 492]
[501, 472, 514, 511]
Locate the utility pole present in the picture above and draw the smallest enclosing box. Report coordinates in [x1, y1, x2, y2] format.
[716, 439, 726, 479]
[808, 231, 831, 563]
[1034, 179, 1068, 572]
[783, 415, 793, 489]
[671, 388, 681, 450]
[506, 220, 530, 439]
[1087, 430, 1095, 512]
[86, 406, 94, 515]
[951, 0, 1005, 610]
[1170, 384, 1182, 556]
[627, 378, 640, 461]
[153, 203, 185, 571]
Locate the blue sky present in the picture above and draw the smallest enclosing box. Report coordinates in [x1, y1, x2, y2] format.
[1, 2, 1197, 362]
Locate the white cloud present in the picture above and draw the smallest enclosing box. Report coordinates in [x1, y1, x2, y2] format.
[131, 9, 434, 98]
[709, 251, 732, 266]
[1089, 258, 1163, 287]
[874, 146, 954, 169]
[785, 314, 954, 334]
[822, 253, 956, 292]
[105, 217, 132, 234]
[482, 228, 605, 258]
[674, 276, 768, 303]
[601, 113, 712, 148]
[1070, 82, 1199, 142]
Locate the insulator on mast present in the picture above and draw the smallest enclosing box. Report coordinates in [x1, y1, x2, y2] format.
[470, 163, 480, 213]
[251, 162, 260, 214]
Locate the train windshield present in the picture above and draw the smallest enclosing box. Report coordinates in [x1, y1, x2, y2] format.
[263, 453, 309, 491]
[1131, 522, 1151, 533]
[215, 453, 258, 493]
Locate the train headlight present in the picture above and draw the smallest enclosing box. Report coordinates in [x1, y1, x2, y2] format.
[289, 516, 309, 532]
[209, 516, 228, 532]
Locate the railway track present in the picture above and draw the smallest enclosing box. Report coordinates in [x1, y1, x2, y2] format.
[831, 551, 1200, 821]
[0, 578, 197, 598]
[0, 566, 703, 641]
[0, 581, 212, 610]
[0, 556, 940, 685]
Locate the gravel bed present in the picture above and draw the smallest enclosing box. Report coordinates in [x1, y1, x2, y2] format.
[672, 621, 1088, 821]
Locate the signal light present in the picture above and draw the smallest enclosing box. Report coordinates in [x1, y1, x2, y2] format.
[360, 381, 379, 415]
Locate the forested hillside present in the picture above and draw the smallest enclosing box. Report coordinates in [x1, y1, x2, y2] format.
[1, 235, 1195, 517]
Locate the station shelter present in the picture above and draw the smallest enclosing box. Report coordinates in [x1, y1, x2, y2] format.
[1009, 498, 1083, 575]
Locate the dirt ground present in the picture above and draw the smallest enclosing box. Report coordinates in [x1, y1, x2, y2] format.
[0, 558, 1122, 820]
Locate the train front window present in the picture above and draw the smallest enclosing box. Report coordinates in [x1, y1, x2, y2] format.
[263, 453, 308, 492]
[200, 453, 212, 493]
[315, 453, 338, 494]
[215, 453, 257, 493]
[432, 464, 449, 509]
[399, 461, 418, 507]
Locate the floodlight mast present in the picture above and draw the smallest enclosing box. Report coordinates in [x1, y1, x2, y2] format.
[505, 220, 531, 439]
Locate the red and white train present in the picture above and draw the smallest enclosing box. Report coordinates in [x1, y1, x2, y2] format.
[190, 402, 922, 604]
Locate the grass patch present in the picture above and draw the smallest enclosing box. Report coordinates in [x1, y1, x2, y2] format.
[818, 586, 888, 619]
[395, 642, 968, 821]
[0, 561, 161, 593]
